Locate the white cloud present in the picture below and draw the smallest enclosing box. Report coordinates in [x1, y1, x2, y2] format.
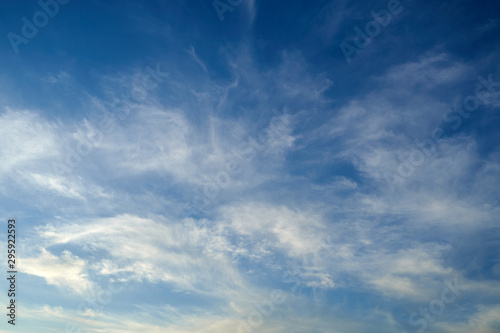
[221, 202, 326, 259]
[41, 71, 70, 84]
[435, 305, 500, 333]
[0, 109, 59, 174]
[36, 214, 256, 301]
[20, 249, 94, 295]
[2, 41, 498, 333]
[188, 46, 207, 73]
[379, 52, 472, 89]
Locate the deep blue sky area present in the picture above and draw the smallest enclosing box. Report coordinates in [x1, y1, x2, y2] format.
[0, 0, 499, 332]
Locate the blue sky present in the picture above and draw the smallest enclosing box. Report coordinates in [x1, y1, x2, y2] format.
[0, 0, 500, 332]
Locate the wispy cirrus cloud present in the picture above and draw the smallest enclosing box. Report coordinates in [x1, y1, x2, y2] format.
[1, 1, 499, 331]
